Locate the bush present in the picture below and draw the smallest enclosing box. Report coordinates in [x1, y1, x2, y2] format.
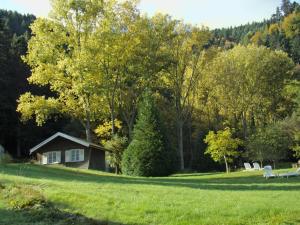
[2, 185, 46, 209]
[122, 91, 176, 177]
[0, 153, 12, 165]
[105, 135, 128, 174]
[0, 184, 105, 225]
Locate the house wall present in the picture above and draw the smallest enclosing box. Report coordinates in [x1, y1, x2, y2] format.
[35, 137, 105, 170]
[89, 149, 106, 170]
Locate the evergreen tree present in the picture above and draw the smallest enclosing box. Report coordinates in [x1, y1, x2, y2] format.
[122, 91, 176, 177]
[281, 0, 293, 16]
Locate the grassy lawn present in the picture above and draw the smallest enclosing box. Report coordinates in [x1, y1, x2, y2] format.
[0, 164, 300, 225]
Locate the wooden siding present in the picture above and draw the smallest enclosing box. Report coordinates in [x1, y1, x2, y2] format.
[89, 148, 105, 170]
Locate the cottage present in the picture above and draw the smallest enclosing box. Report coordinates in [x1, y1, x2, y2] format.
[30, 132, 107, 170]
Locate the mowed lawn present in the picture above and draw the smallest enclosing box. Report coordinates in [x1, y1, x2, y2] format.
[0, 164, 300, 225]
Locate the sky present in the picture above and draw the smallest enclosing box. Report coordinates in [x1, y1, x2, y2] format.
[0, 0, 299, 29]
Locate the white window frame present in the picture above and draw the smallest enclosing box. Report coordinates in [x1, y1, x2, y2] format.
[66, 149, 84, 162]
[43, 151, 61, 164]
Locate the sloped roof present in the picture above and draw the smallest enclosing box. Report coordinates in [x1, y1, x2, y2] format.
[29, 132, 106, 154]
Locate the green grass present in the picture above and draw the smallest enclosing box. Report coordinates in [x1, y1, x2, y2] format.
[0, 164, 300, 225]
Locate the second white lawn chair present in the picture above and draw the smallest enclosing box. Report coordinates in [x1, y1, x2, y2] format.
[253, 162, 262, 170]
[279, 168, 300, 178]
[263, 165, 277, 179]
[243, 163, 254, 171]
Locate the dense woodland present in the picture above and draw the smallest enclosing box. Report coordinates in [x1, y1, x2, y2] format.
[1, 0, 300, 175]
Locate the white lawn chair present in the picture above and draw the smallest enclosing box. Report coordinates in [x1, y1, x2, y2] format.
[263, 165, 277, 179]
[243, 163, 254, 171]
[279, 168, 300, 178]
[253, 162, 261, 170]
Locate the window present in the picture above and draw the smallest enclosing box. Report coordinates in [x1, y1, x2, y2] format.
[66, 149, 84, 162]
[71, 149, 80, 162]
[42, 151, 61, 164]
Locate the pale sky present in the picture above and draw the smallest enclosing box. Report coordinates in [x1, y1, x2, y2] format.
[1, 0, 299, 29]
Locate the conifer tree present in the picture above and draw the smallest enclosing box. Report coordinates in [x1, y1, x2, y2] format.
[122, 91, 176, 177]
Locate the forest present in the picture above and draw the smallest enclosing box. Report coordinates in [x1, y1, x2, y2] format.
[1, 0, 300, 175]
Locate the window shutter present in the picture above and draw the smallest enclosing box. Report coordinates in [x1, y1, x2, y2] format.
[42, 153, 48, 164]
[56, 151, 61, 163]
[79, 149, 84, 161]
[65, 150, 71, 162]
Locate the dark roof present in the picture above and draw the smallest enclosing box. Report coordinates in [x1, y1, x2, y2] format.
[29, 132, 106, 154]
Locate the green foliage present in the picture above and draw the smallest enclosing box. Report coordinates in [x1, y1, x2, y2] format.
[247, 124, 291, 168]
[122, 92, 176, 176]
[280, 110, 300, 158]
[282, 11, 300, 38]
[202, 45, 294, 138]
[212, 1, 300, 63]
[2, 0, 300, 172]
[204, 128, 242, 173]
[162, 20, 211, 170]
[104, 135, 128, 174]
[94, 119, 122, 144]
[0, 153, 12, 165]
[17, 93, 61, 126]
[18, 0, 115, 140]
[2, 185, 46, 210]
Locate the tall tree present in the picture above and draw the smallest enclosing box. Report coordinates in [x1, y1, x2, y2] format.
[281, 0, 293, 16]
[17, 0, 116, 141]
[164, 20, 211, 170]
[94, 0, 140, 136]
[202, 45, 294, 138]
[117, 14, 176, 138]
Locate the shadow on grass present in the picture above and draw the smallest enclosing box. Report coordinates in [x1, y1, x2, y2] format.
[170, 172, 218, 177]
[0, 206, 132, 225]
[1, 164, 300, 192]
[0, 180, 133, 225]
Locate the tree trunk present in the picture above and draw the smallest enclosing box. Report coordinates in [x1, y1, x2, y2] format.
[85, 120, 91, 142]
[16, 125, 21, 158]
[178, 120, 184, 170]
[224, 155, 229, 173]
[109, 90, 116, 136]
[242, 111, 248, 139]
[84, 97, 92, 142]
[122, 110, 135, 140]
[110, 104, 115, 136]
[273, 160, 276, 170]
[260, 160, 263, 169]
[188, 118, 194, 169]
[85, 108, 92, 142]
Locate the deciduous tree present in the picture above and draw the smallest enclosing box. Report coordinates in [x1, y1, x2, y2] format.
[204, 128, 242, 173]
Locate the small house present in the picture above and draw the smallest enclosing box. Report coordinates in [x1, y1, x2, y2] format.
[30, 132, 108, 170]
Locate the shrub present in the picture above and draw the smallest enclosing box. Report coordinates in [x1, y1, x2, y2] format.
[1, 184, 105, 225]
[0, 153, 12, 165]
[105, 135, 128, 174]
[2, 185, 46, 209]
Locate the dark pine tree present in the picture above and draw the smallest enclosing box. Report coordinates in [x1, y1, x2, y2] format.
[281, 0, 293, 16]
[122, 91, 176, 177]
